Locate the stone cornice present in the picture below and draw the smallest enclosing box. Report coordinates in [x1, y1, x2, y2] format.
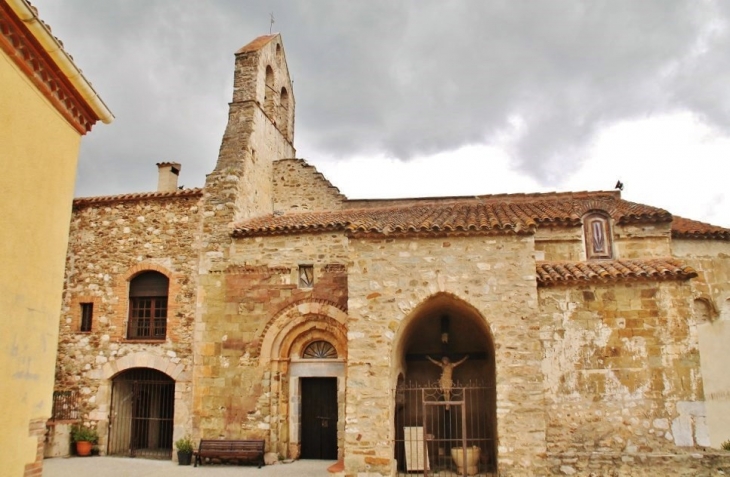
[0, 2, 105, 134]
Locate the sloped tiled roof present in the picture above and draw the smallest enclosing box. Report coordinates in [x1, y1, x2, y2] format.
[73, 188, 203, 207]
[671, 216, 730, 241]
[232, 191, 672, 238]
[536, 258, 697, 286]
[236, 34, 278, 54]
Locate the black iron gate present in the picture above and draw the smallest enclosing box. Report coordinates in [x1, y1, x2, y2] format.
[108, 368, 175, 459]
[394, 381, 497, 476]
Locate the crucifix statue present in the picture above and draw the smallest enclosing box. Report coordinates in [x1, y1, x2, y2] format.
[427, 355, 468, 404]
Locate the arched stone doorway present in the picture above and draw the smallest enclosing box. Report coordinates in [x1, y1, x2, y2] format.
[258, 300, 348, 460]
[108, 368, 175, 459]
[393, 293, 497, 475]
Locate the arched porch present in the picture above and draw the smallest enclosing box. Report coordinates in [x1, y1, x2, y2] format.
[393, 292, 497, 476]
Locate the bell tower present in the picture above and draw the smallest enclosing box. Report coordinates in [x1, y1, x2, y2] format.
[193, 34, 298, 442]
[197, 33, 296, 271]
[206, 33, 295, 225]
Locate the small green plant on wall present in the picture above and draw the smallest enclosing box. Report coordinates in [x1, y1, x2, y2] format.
[722, 440, 730, 451]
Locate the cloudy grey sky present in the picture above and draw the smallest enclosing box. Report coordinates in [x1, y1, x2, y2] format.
[35, 1, 730, 226]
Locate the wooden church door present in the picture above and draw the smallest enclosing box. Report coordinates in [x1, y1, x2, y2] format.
[300, 377, 338, 459]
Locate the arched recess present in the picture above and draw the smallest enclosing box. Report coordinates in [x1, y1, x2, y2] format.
[94, 352, 191, 460]
[278, 87, 290, 139]
[693, 297, 717, 324]
[582, 210, 614, 260]
[258, 299, 348, 460]
[264, 65, 276, 121]
[392, 292, 498, 474]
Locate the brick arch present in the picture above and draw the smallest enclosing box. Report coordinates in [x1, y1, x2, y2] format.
[123, 262, 174, 281]
[100, 351, 189, 382]
[114, 262, 184, 342]
[574, 200, 619, 219]
[258, 299, 348, 365]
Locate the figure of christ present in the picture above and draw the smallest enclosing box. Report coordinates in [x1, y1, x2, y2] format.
[426, 355, 468, 403]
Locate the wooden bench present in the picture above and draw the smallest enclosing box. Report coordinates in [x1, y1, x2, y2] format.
[193, 439, 265, 468]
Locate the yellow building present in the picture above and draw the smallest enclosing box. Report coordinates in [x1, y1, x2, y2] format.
[0, 1, 112, 475]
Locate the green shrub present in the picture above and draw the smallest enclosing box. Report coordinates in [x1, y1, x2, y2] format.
[175, 435, 194, 453]
[70, 424, 98, 443]
[722, 440, 730, 451]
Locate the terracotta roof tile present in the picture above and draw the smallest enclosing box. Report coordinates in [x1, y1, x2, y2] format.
[536, 258, 697, 286]
[236, 34, 277, 54]
[232, 191, 672, 238]
[73, 188, 202, 207]
[671, 216, 730, 241]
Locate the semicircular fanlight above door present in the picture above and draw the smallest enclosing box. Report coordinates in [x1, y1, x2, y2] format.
[302, 340, 337, 359]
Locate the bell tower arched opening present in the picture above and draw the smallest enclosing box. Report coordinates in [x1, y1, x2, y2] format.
[393, 293, 497, 475]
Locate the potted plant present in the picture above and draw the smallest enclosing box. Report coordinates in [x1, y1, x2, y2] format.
[71, 424, 98, 457]
[175, 435, 194, 465]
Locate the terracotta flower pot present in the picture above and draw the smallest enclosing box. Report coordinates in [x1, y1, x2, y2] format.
[76, 440, 93, 457]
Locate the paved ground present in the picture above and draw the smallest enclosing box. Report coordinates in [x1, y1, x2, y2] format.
[43, 456, 336, 477]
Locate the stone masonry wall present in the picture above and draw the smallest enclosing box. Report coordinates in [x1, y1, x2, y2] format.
[534, 227, 583, 261]
[534, 222, 672, 262]
[673, 239, 730, 448]
[345, 233, 545, 476]
[614, 223, 672, 259]
[539, 279, 708, 474]
[56, 194, 201, 450]
[194, 232, 349, 446]
[273, 158, 346, 212]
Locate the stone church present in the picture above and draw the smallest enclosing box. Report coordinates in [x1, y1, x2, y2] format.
[52, 34, 730, 476]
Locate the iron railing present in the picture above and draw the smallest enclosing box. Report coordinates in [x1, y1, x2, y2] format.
[51, 390, 80, 421]
[394, 380, 497, 476]
[108, 368, 175, 459]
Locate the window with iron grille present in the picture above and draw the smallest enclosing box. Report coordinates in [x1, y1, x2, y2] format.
[128, 271, 169, 340]
[80, 303, 93, 332]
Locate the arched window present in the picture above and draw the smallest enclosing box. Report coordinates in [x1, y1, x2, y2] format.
[583, 212, 613, 259]
[279, 87, 289, 138]
[264, 65, 276, 121]
[302, 340, 337, 359]
[128, 271, 169, 340]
